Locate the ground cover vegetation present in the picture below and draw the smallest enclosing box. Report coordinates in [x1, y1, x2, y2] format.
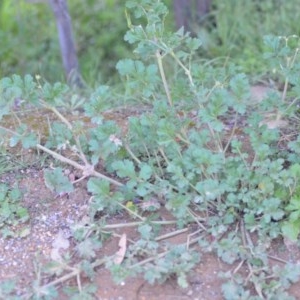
[1, 0, 300, 84]
[1, 0, 300, 299]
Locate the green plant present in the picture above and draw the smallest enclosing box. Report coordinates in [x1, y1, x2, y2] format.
[281, 164, 300, 241]
[0, 280, 19, 300]
[0, 183, 29, 238]
[0, 0, 173, 85]
[2, 0, 300, 298]
[196, 0, 300, 76]
[2, 0, 300, 86]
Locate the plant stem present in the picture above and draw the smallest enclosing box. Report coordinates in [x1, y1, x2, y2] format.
[281, 77, 289, 104]
[40, 258, 107, 290]
[155, 228, 189, 241]
[156, 50, 173, 106]
[129, 236, 200, 269]
[42, 102, 73, 131]
[103, 220, 178, 229]
[117, 202, 145, 221]
[170, 51, 194, 87]
[125, 144, 142, 164]
[36, 144, 124, 187]
[42, 102, 90, 165]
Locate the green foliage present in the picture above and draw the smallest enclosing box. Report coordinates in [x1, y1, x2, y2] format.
[44, 167, 74, 195]
[281, 165, 300, 241]
[199, 0, 300, 76]
[221, 262, 300, 300]
[0, 0, 136, 85]
[87, 178, 124, 214]
[0, 153, 20, 176]
[107, 230, 200, 289]
[70, 0, 133, 84]
[2, 0, 300, 298]
[0, 1, 59, 81]
[221, 280, 250, 300]
[263, 35, 300, 87]
[1, 0, 300, 85]
[141, 245, 200, 288]
[0, 280, 19, 300]
[0, 183, 29, 238]
[63, 284, 97, 300]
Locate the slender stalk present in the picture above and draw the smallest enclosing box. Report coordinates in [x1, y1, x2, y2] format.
[117, 202, 145, 222]
[41, 258, 107, 290]
[156, 50, 173, 106]
[281, 77, 289, 104]
[103, 220, 178, 229]
[42, 102, 90, 165]
[36, 144, 124, 187]
[223, 111, 239, 153]
[170, 50, 194, 87]
[125, 144, 142, 165]
[129, 237, 200, 269]
[38, 267, 80, 289]
[155, 228, 189, 241]
[0, 125, 19, 136]
[41, 102, 73, 130]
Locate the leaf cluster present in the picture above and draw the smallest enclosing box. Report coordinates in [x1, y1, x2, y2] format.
[0, 183, 29, 238]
